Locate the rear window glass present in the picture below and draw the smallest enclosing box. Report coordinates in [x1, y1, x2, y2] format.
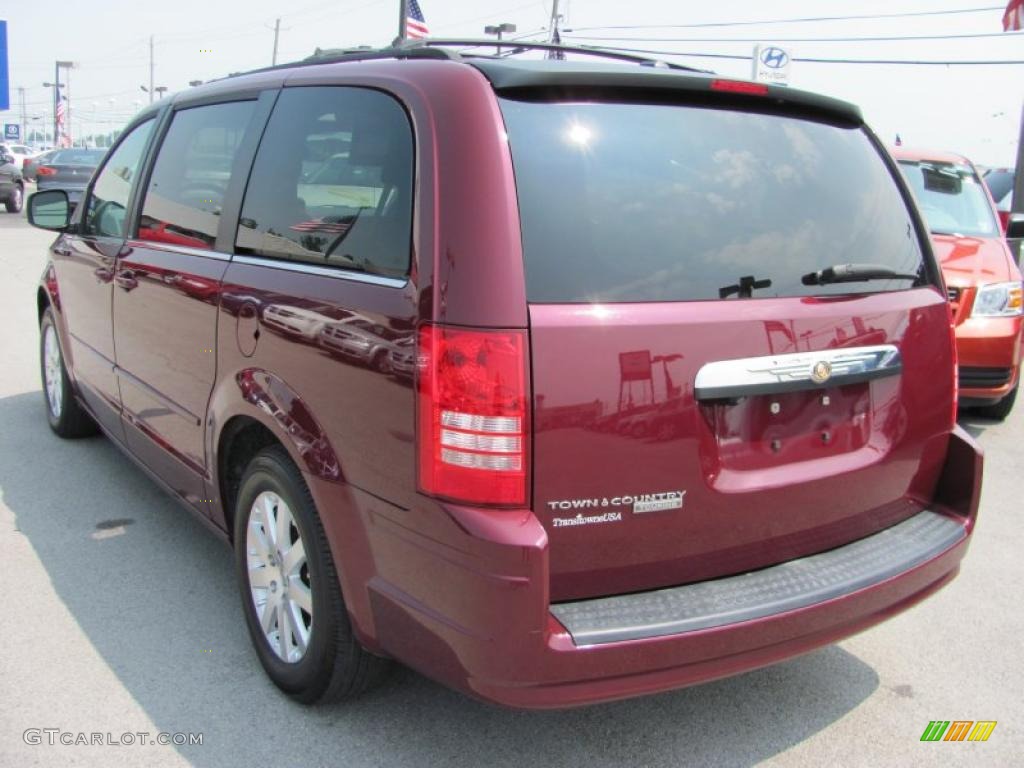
[499, 99, 924, 303]
[899, 161, 998, 238]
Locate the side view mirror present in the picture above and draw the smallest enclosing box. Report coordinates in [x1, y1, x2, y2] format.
[27, 189, 72, 231]
[1006, 213, 1024, 241]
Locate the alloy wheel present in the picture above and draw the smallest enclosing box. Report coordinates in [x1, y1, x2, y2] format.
[43, 324, 63, 419]
[246, 491, 313, 663]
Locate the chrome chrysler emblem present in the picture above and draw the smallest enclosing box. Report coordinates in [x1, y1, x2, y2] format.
[811, 360, 832, 384]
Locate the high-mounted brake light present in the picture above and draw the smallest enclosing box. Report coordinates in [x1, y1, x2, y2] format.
[710, 79, 769, 96]
[417, 325, 528, 506]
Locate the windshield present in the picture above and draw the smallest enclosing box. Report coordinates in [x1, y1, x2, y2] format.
[899, 161, 998, 237]
[499, 98, 925, 303]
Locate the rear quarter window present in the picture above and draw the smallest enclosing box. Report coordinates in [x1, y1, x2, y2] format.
[499, 98, 925, 303]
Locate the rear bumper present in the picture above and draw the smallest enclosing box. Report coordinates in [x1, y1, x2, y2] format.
[310, 427, 982, 709]
[955, 315, 1021, 402]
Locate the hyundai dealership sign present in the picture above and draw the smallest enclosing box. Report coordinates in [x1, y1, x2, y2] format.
[0, 21, 8, 111]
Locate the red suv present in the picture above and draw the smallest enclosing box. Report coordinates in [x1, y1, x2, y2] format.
[28, 42, 981, 708]
[895, 148, 1024, 420]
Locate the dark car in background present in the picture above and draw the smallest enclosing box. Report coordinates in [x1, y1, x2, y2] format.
[27, 43, 982, 710]
[22, 149, 59, 182]
[35, 148, 106, 205]
[0, 148, 26, 212]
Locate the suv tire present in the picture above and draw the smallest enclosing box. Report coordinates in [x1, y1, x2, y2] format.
[40, 307, 99, 438]
[976, 383, 1017, 422]
[234, 445, 390, 704]
[6, 183, 24, 213]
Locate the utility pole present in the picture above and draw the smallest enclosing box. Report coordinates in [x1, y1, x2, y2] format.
[547, 0, 561, 43]
[272, 18, 281, 65]
[398, 0, 408, 42]
[17, 87, 26, 143]
[149, 35, 155, 104]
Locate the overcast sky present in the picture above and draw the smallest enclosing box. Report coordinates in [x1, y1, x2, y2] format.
[2, 0, 1022, 165]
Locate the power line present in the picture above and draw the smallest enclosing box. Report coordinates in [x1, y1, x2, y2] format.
[569, 43, 1024, 66]
[564, 6, 1006, 32]
[564, 30, 1024, 44]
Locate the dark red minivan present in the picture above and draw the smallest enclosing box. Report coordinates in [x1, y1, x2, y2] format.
[28, 42, 982, 709]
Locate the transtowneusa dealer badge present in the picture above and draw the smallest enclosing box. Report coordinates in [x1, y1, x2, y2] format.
[547, 491, 685, 527]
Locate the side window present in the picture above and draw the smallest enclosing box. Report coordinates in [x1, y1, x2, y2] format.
[83, 120, 154, 238]
[138, 101, 255, 250]
[236, 87, 413, 278]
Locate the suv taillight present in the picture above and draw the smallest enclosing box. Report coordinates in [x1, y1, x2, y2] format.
[417, 324, 528, 506]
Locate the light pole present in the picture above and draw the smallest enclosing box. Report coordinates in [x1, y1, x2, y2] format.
[484, 23, 516, 55]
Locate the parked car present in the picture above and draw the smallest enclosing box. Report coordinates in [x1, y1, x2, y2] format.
[22, 149, 60, 182]
[981, 167, 1015, 233]
[0, 148, 25, 212]
[895, 148, 1024, 420]
[28, 42, 981, 709]
[317, 317, 401, 371]
[0, 142, 38, 171]
[35, 148, 106, 205]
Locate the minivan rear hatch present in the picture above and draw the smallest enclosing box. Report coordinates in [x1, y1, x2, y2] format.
[493, 74, 954, 601]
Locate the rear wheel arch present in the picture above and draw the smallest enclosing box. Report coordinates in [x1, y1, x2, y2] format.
[37, 287, 50, 324]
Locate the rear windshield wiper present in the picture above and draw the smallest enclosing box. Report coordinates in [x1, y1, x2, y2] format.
[802, 263, 920, 286]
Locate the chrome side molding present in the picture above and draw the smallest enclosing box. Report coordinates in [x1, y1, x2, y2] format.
[694, 344, 902, 401]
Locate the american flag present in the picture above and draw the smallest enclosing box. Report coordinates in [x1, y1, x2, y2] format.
[1005, 0, 1023, 31]
[290, 218, 354, 234]
[55, 96, 70, 148]
[406, 0, 429, 40]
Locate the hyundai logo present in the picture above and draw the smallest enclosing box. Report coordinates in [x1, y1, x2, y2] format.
[760, 47, 789, 69]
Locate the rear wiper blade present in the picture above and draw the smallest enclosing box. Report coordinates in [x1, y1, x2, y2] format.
[802, 263, 920, 286]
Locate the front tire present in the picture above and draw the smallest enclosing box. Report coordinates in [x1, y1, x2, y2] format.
[40, 308, 98, 438]
[234, 446, 389, 704]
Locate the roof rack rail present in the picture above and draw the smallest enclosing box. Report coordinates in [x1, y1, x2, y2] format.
[225, 37, 708, 81]
[399, 38, 709, 73]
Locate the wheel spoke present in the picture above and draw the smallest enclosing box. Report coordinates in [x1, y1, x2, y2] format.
[281, 538, 305, 577]
[286, 599, 309, 654]
[289, 578, 312, 614]
[259, 592, 278, 634]
[262, 494, 279, 548]
[277, 600, 290, 659]
[276, 498, 293, 551]
[248, 565, 272, 588]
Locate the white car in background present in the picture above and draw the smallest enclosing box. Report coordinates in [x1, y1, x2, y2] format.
[0, 144, 39, 171]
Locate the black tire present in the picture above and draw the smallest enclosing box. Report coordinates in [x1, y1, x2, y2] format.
[40, 308, 98, 438]
[5, 183, 24, 213]
[234, 445, 389, 704]
[370, 349, 391, 373]
[975, 384, 1017, 422]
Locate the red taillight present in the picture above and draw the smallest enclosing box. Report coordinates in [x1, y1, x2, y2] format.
[948, 308, 959, 428]
[36, 166, 57, 176]
[710, 79, 769, 96]
[417, 324, 528, 507]
[998, 209, 1010, 234]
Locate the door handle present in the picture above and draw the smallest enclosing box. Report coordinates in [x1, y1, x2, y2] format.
[115, 270, 138, 292]
[53, 247, 71, 257]
[93, 267, 114, 283]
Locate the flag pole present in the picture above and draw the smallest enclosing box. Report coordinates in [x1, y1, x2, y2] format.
[398, 0, 408, 42]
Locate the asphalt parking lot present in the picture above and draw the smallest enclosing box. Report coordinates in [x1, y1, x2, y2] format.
[0, 205, 1021, 767]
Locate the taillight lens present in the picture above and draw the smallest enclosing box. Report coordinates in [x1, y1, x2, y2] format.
[36, 166, 57, 176]
[948, 305, 959, 428]
[417, 324, 528, 506]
